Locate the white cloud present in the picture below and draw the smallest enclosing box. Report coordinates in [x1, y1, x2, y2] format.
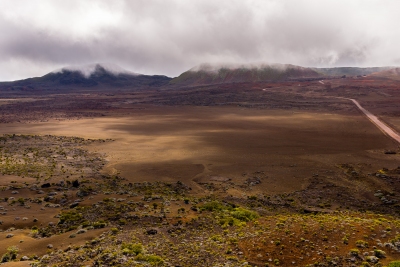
[0, 0, 399, 80]
[53, 63, 138, 78]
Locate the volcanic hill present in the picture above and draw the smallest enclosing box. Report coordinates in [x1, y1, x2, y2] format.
[170, 63, 322, 86]
[0, 63, 171, 93]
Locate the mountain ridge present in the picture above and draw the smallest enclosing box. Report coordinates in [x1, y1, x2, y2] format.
[1, 63, 399, 93]
[170, 63, 322, 86]
[0, 63, 171, 92]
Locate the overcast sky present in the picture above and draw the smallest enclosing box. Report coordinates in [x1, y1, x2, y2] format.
[1, 0, 399, 81]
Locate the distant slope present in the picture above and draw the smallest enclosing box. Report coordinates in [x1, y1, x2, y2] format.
[170, 63, 321, 86]
[313, 66, 393, 77]
[369, 67, 400, 80]
[0, 63, 171, 92]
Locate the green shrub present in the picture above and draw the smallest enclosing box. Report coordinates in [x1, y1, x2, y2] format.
[121, 243, 143, 256]
[58, 210, 83, 225]
[118, 218, 127, 225]
[230, 207, 258, 222]
[201, 201, 227, 212]
[349, 248, 360, 256]
[30, 229, 39, 238]
[388, 261, 400, 267]
[135, 254, 164, 265]
[374, 249, 386, 258]
[93, 221, 107, 228]
[210, 235, 223, 242]
[81, 221, 91, 228]
[355, 240, 369, 248]
[1, 246, 19, 263]
[219, 216, 244, 227]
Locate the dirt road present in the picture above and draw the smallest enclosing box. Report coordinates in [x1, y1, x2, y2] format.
[348, 98, 400, 144]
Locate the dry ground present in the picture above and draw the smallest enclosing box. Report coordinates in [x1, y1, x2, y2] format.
[1, 76, 400, 266]
[0, 106, 398, 197]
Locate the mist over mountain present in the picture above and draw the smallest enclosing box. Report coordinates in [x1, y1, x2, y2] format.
[53, 63, 140, 78]
[365, 67, 400, 80]
[170, 63, 322, 86]
[0, 63, 171, 92]
[313, 67, 394, 77]
[169, 63, 400, 86]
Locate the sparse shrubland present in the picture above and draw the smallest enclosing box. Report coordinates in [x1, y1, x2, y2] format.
[1, 133, 400, 266]
[0, 134, 110, 180]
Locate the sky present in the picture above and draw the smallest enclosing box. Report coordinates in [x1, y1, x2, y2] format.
[0, 0, 399, 81]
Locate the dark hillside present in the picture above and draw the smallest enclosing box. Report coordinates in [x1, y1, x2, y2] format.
[170, 64, 321, 86]
[0, 64, 171, 93]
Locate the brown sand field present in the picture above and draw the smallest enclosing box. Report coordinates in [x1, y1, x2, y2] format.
[0, 105, 398, 196]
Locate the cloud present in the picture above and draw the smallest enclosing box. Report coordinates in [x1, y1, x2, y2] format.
[0, 0, 399, 80]
[53, 63, 139, 78]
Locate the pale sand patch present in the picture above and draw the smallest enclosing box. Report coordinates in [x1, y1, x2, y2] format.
[1, 262, 33, 267]
[0, 174, 37, 186]
[0, 228, 109, 258]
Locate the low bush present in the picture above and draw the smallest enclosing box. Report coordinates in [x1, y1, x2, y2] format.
[388, 261, 400, 267]
[1, 246, 19, 263]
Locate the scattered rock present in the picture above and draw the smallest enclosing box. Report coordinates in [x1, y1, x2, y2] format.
[245, 177, 261, 186]
[384, 150, 397, 154]
[77, 229, 87, 234]
[146, 229, 158, 235]
[366, 256, 379, 264]
[210, 176, 231, 182]
[76, 190, 89, 197]
[70, 202, 79, 208]
[72, 180, 80, 188]
[21, 256, 30, 261]
[41, 183, 51, 188]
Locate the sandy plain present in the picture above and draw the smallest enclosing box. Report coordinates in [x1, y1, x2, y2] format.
[0, 105, 398, 196]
